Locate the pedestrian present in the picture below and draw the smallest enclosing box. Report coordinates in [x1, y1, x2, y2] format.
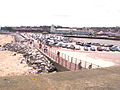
[78, 61, 82, 70]
[88, 64, 92, 69]
[57, 51, 60, 57]
[44, 46, 47, 52]
[39, 43, 42, 49]
[50, 45, 52, 48]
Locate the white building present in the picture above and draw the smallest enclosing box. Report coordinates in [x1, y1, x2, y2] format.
[50, 24, 56, 32]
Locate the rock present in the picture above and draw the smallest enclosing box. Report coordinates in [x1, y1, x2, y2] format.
[3, 42, 57, 73]
[12, 53, 16, 56]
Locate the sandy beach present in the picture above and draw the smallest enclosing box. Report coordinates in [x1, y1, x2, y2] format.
[0, 34, 30, 77]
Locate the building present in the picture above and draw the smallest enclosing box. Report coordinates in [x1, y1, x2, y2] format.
[50, 25, 94, 35]
[51, 25, 78, 34]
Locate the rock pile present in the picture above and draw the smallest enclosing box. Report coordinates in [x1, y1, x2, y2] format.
[2, 42, 57, 74]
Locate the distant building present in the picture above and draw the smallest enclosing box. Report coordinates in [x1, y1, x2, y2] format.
[50, 24, 56, 33]
[51, 27, 77, 34]
[50, 25, 94, 35]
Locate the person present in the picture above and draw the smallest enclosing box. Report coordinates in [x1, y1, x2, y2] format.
[39, 43, 42, 49]
[57, 51, 60, 57]
[88, 64, 92, 69]
[44, 46, 47, 52]
[78, 61, 82, 70]
[50, 45, 52, 48]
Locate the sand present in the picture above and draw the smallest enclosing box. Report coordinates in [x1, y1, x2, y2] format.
[0, 34, 13, 45]
[0, 34, 30, 77]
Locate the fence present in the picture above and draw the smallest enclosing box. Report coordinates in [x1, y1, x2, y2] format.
[33, 42, 101, 71]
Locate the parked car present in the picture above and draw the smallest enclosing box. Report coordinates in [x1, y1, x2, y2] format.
[117, 46, 120, 51]
[90, 47, 96, 51]
[61, 44, 68, 48]
[86, 42, 91, 45]
[84, 44, 91, 47]
[80, 42, 84, 46]
[97, 47, 103, 51]
[76, 42, 81, 45]
[55, 42, 63, 47]
[63, 40, 68, 43]
[100, 44, 104, 46]
[67, 44, 75, 49]
[104, 44, 113, 47]
[109, 45, 118, 51]
[76, 42, 84, 46]
[49, 41, 55, 46]
[104, 47, 110, 51]
[92, 43, 100, 46]
[84, 47, 88, 51]
[74, 45, 81, 50]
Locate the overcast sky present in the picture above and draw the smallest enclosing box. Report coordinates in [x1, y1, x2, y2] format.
[0, 0, 120, 27]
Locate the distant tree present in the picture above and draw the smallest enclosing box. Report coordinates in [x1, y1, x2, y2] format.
[5, 27, 15, 32]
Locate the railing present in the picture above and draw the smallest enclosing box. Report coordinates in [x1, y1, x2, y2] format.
[33, 42, 101, 71]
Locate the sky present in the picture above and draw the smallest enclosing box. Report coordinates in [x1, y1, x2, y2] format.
[0, 0, 120, 27]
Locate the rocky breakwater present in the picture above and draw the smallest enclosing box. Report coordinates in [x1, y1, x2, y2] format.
[2, 42, 57, 74]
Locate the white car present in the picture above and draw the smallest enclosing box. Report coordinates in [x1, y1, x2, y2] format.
[67, 44, 75, 49]
[61, 43, 68, 48]
[74, 45, 81, 50]
[84, 47, 88, 51]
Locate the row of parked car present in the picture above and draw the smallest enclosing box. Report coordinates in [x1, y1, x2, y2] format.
[42, 37, 120, 52]
[55, 42, 80, 50]
[76, 42, 114, 47]
[76, 41, 120, 52]
[27, 33, 120, 52]
[84, 47, 110, 51]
